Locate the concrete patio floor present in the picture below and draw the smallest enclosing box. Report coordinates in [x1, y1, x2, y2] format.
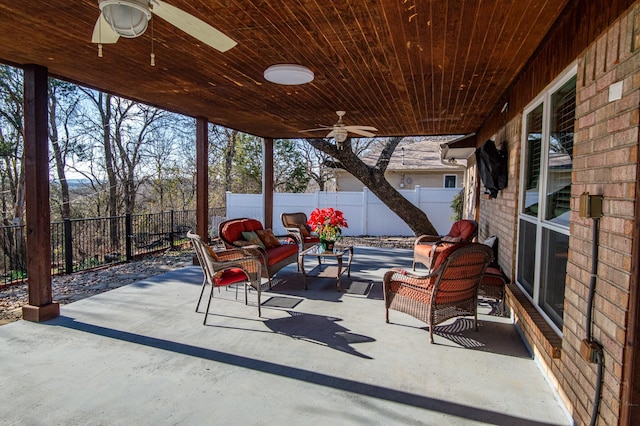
[0, 247, 572, 425]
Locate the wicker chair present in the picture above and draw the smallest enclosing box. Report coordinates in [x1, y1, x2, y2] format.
[281, 212, 321, 250]
[187, 231, 262, 323]
[384, 242, 493, 343]
[477, 236, 509, 316]
[412, 219, 477, 271]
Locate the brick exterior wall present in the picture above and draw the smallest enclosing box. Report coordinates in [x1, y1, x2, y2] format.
[477, 117, 521, 276]
[475, 4, 640, 425]
[568, 6, 640, 424]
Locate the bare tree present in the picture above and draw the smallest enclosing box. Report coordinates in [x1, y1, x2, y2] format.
[305, 137, 437, 235]
[0, 65, 25, 226]
[111, 98, 168, 214]
[143, 114, 196, 211]
[0, 65, 27, 272]
[48, 78, 81, 220]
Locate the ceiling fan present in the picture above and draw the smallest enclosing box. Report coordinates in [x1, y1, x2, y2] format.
[92, 0, 236, 58]
[300, 111, 378, 149]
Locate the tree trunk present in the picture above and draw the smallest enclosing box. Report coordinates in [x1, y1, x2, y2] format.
[224, 130, 238, 192]
[48, 93, 71, 219]
[306, 137, 437, 236]
[100, 94, 119, 248]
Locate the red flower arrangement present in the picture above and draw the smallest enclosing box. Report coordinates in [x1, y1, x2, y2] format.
[307, 207, 348, 241]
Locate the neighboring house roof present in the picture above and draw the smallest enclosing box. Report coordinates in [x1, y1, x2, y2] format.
[359, 137, 465, 172]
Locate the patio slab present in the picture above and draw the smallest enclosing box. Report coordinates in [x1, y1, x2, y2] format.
[0, 247, 572, 425]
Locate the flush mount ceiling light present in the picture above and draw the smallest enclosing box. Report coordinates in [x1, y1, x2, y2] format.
[264, 64, 314, 85]
[100, 0, 151, 38]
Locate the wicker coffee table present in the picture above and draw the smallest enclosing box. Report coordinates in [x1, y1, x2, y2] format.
[298, 244, 354, 291]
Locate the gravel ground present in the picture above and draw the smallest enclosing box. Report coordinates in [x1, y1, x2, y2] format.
[0, 236, 415, 325]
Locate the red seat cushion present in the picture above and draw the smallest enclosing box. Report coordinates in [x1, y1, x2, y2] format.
[214, 268, 249, 286]
[303, 236, 321, 244]
[481, 266, 509, 286]
[265, 244, 298, 265]
[414, 243, 435, 258]
[415, 242, 457, 267]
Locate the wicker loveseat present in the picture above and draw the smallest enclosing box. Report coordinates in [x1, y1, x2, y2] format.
[218, 218, 299, 286]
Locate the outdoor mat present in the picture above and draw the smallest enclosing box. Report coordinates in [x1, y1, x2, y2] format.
[261, 296, 303, 309]
[345, 280, 373, 296]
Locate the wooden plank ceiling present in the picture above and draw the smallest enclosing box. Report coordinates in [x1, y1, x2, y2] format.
[0, 0, 568, 139]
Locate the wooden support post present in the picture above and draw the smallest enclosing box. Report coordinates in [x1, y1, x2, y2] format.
[22, 64, 59, 322]
[263, 137, 274, 230]
[196, 117, 209, 241]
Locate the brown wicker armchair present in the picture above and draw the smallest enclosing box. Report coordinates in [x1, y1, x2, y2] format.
[281, 212, 321, 250]
[384, 242, 493, 343]
[188, 231, 262, 323]
[413, 219, 477, 271]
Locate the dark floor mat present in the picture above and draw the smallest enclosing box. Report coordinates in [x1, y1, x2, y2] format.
[346, 281, 372, 296]
[261, 296, 303, 309]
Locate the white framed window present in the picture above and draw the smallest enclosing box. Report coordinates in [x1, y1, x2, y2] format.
[517, 64, 577, 334]
[444, 175, 457, 188]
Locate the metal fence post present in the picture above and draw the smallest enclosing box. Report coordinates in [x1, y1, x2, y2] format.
[63, 219, 73, 274]
[125, 213, 132, 261]
[170, 209, 175, 248]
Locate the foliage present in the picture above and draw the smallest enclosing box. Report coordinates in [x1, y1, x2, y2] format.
[308, 207, 348, 241]
[450, 189, 464, 221]
[274, 139, 310, 192]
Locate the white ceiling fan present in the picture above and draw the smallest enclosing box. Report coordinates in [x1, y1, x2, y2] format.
[300, 111, 378, 149]
[92, 0, 236, 56]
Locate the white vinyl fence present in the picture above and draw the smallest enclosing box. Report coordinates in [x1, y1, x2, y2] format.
[225, 186, 459, 237]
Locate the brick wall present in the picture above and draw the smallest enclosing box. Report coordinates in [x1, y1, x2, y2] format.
[567, 5, 640, 424]
[476, 4, 640, 425]
[477, 116, 521, 276]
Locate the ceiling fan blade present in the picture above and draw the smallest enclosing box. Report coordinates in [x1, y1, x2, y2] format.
[346, 129, 377, 137]
[152, 0, 237, 52]
[299, 127, 331, 133]
[92, 13, 120, 44]
[344, 125, 378, 132]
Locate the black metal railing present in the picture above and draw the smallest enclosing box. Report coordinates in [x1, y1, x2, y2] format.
[0, 207, 224, 289]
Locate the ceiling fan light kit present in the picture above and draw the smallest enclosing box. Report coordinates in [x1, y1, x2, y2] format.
[100, 0, 151, 38]
[264, 64, 314, 85]
[92, 0, 237, 58]
[299, 111, 378, 148]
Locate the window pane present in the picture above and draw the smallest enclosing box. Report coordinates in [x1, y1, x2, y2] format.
[517, 219, 537, 297]
[545, 76, 576, 226]
[444, 175, 456, 188]
[540, 229, 568, 328]
[523, 104, 543, 217]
